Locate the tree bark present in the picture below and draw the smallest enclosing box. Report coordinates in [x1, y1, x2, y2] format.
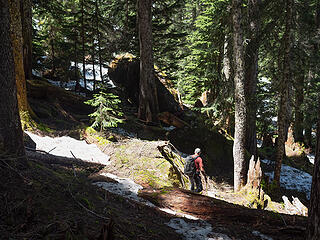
[20, 0, 32, 80]
[232, 0, 247, 192]
[95, 0, 104, 84]
[306, 96, 320, 240]
[244, 0, 261, 159]
[274, 0, 293, 186]
[81, 0, 87, 90]
[8, 0, 28, 115]
[293, 71, 304, 143]
[137, 0, 159, 124]
[92, 35, 96, 92]
[0, 0, 26, 163]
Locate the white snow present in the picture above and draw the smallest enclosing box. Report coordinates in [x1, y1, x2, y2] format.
[25, 131, 110, 165]
[74, 62, 109, 82]
[307, 154, 315, 164]
[93, 173, 235, 240]
[261, 159, 312, 199]
[252, 231, 273, 240]
[93, 173, 198, 219]
[166, 218, 217, 240]
[93, 173, 154, 207]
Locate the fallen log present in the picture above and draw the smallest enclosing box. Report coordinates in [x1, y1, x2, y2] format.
[26, 150, 103, 169]
[157, 143, 187, 189]
[158, 112, 190, 129]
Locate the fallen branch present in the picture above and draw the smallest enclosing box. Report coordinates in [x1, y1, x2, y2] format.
[25, 146, 49, 155]
[68, 183, 110, 221]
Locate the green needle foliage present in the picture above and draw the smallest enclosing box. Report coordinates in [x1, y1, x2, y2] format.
[85, 92, 124, 131]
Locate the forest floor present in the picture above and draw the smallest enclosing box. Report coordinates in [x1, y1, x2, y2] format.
[0, 80, 310, 240]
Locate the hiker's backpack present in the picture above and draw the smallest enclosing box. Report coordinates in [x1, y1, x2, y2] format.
[184, 155, 198, 176]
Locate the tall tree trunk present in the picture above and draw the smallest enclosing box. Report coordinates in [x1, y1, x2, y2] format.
[274, 0, 293, 186]
[137, 0, 159, 124]
[232, 0, 247, 192]
[20, 0, 32, 80]
[50, 26, 56, 77]
[244, 0, 261, 159]
[81, 0, 87, 90]
[0, 0, 26, 163]
[74, 32, 79, 91]
[92, 35, 96, 92]
[293, 69, 304, 143]
[305, 69, 314, 147]
[306, 95, 320, 239]
[8, 0, 28, 114]
[95, 0, 103, 83]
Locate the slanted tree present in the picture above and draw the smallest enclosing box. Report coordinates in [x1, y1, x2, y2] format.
[232, 0, 247, 191]
[274, 0, 294, 186]
[137, 0, 159, 124]
[0, 0, 26, 163]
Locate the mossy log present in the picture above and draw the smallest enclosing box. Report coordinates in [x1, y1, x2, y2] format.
[157, 143, 188, 189]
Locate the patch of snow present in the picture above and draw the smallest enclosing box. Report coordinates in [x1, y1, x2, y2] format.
[163, 126, 176, 131]
[252, 231, 273, 240]
[111, 127, 137, 138]
[93, 173, 154, 207]
[307, 154, 315, 164]
[166, 218, 232, 240]
[257, 139, 262, 148]
[94, 173, 234, 239]
[32, 69, 42, 77]
[72, 62, 110, 82]
[94, 173, 198, 219]
[261, 159, 312, 199]
[159, 208, 199, 220]
[25, 131, 110, 165]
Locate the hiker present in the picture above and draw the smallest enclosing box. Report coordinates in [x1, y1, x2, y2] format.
[187, 148, 207, 193]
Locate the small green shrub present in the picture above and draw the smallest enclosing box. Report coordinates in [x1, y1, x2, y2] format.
[85, 92, 124, 131]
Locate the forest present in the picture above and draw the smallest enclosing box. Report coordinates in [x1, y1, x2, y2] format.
[0, 0, 320, 239]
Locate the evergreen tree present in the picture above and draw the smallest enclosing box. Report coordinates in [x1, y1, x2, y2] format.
[0, 0, 26, 163]
[137, 0, 159, 124]
[232, 0, 247, 191]
[274, 0, 294, 186]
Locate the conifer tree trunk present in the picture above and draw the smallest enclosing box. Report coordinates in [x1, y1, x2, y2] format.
[92, 35, 96, 92]
[50, 26, 56, 77]
[232, 0, 247, 192]
[306, 95, 320, 240]
[0, 0, 26, 163]
[137, 0, 159, 124]
[244, 0, 261, 159]
[293, 69, 304, 143]
[274, 0, 293, 186]
[81, 0, 87, 90]
[74, 33, 79, 90]
[95, 0, 103, 83]
[8, 0, 28, 114]
[20, 0, 32, 80]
